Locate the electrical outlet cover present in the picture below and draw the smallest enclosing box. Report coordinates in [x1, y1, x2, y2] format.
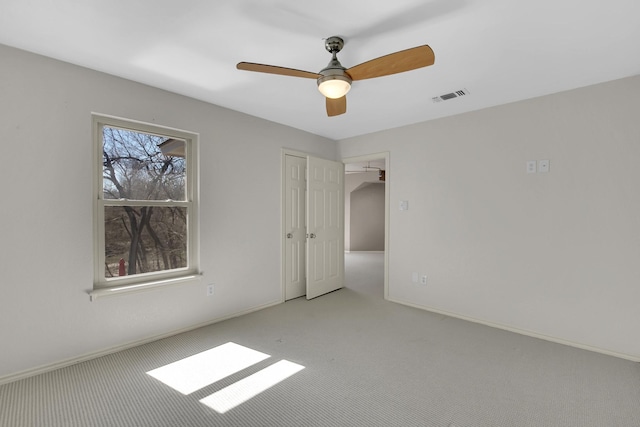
[526, 160, 537, 174]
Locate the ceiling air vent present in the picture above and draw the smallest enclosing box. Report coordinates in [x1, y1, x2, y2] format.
[432, 89, 469, 103]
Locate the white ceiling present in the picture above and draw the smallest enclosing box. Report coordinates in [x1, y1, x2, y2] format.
[2, 0, 639, 141]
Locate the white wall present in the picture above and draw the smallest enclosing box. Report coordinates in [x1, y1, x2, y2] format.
[344, 171, 380, 251]
[350, 182, 385, 251]
[338, 75, 640, 360]
[0, 44, 336, 381]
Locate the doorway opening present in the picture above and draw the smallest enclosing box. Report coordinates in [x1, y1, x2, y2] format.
[343, 153, 389, 299]
[280, 150, 388, 302]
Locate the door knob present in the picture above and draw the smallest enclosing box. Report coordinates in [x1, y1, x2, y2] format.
[309, 233, 316, 239]
[286, 233, 293, 239]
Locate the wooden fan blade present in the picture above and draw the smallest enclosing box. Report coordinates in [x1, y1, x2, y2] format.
[236, 62, 320, 79]
[326, 96, 347, 117]
[346, 45, 435, 81]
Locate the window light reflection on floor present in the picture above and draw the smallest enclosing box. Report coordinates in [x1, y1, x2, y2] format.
[200, 360, 305, 414]
[146, 342, 306, 414]
[146, 342, 270, 395]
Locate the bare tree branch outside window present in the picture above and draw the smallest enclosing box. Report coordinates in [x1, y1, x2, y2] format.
[102, 127, 187, 277]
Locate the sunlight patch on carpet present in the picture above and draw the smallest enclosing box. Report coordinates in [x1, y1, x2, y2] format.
[146, 342, 270, 395]
[199, 360, 305, 413]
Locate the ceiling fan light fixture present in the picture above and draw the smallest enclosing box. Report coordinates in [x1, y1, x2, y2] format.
[237, 35, 435, 117]
[317, 74, 351, 99]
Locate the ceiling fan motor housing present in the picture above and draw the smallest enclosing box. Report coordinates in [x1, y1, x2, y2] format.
[317, 36, 352, 98]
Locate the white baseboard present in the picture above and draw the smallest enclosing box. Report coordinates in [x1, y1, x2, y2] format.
[387, 297, 640, 363]
[0, 299, 282, 386]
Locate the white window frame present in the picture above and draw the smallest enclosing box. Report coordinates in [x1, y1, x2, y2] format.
[91, 114, 200, 300]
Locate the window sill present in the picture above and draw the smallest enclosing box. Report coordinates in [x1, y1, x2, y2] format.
[89, 273, 202, 301]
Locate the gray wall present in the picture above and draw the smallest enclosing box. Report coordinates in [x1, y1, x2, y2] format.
[2, 41, 639, 382]
[338, 75, 640, 361]
[0, 43, 337, 381]
[350, 182, 385, 251]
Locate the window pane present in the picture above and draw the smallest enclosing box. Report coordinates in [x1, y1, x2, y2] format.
[102, 126, 186, 201]
[104, 206, 187, 277]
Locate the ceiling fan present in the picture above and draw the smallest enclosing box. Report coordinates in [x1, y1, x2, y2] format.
[345, 162, 386, 180]
[237, 36, 435, 117]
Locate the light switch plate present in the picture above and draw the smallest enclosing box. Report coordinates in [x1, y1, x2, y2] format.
[399, 200, 409, 211]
